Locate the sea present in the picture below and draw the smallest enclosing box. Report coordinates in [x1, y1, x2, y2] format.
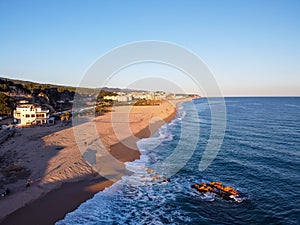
[57, 97, 300, 225]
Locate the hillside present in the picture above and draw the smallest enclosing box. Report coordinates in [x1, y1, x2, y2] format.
[0, 77, 116, 116]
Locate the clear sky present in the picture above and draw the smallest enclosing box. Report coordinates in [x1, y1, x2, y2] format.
[0, 0, 299, 96]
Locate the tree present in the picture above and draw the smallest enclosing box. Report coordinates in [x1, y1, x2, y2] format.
[97, 90, 117, 101]
[0, 93, 12, 115]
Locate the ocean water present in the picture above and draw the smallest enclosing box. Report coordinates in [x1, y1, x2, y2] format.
[57, 97, 300, 225]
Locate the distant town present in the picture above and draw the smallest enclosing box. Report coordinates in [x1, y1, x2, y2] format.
[0, 77, 199, 129]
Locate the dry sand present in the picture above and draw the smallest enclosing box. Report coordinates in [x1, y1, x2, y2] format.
[0, 98, 191, 224]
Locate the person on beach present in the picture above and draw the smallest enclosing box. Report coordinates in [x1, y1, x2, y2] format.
[26, 178, 32, 188]
[1, 188, 10, 197]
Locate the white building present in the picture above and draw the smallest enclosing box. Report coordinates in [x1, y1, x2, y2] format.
[104, 93, 133, 102]
[13, 102, 49, 126]
[103, 91, 168, 102]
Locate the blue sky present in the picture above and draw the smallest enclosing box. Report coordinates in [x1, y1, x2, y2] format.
[0, 0, 299, 96]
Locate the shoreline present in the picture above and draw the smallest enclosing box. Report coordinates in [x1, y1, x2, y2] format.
[0, 98, 192, 225]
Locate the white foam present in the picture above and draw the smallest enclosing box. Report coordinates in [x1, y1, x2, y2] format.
[56, 105, 190, 225]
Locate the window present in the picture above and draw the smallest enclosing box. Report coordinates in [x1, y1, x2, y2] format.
[31, 114, 35, 118]
[36, 113, 45, 118]
[25, 114, 30, 118]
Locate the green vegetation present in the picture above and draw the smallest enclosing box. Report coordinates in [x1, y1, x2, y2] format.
[0, 93, 12, 115]
[133, 99, 162, 106]
[97, 90, 117, 101]
[95, 106, 111, 116]
[0, 77, 118, 115]
[60, 112, 71, 120]
[0, 83, 9, 92]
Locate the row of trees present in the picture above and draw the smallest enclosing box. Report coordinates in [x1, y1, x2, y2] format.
[134, 99, 162, 106]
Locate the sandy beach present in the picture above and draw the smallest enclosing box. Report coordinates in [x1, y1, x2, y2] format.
[0, 98, 191, 225]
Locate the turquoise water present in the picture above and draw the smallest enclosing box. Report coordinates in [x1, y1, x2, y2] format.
[57, 97, 300, 224]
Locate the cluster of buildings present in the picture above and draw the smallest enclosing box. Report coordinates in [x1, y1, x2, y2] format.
[103, 91, 186, 102]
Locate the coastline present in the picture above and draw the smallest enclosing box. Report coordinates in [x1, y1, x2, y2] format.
[0, 98, 192, 225]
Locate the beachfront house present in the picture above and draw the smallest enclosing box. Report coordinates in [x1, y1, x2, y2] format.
[13, 101, 50, 126]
